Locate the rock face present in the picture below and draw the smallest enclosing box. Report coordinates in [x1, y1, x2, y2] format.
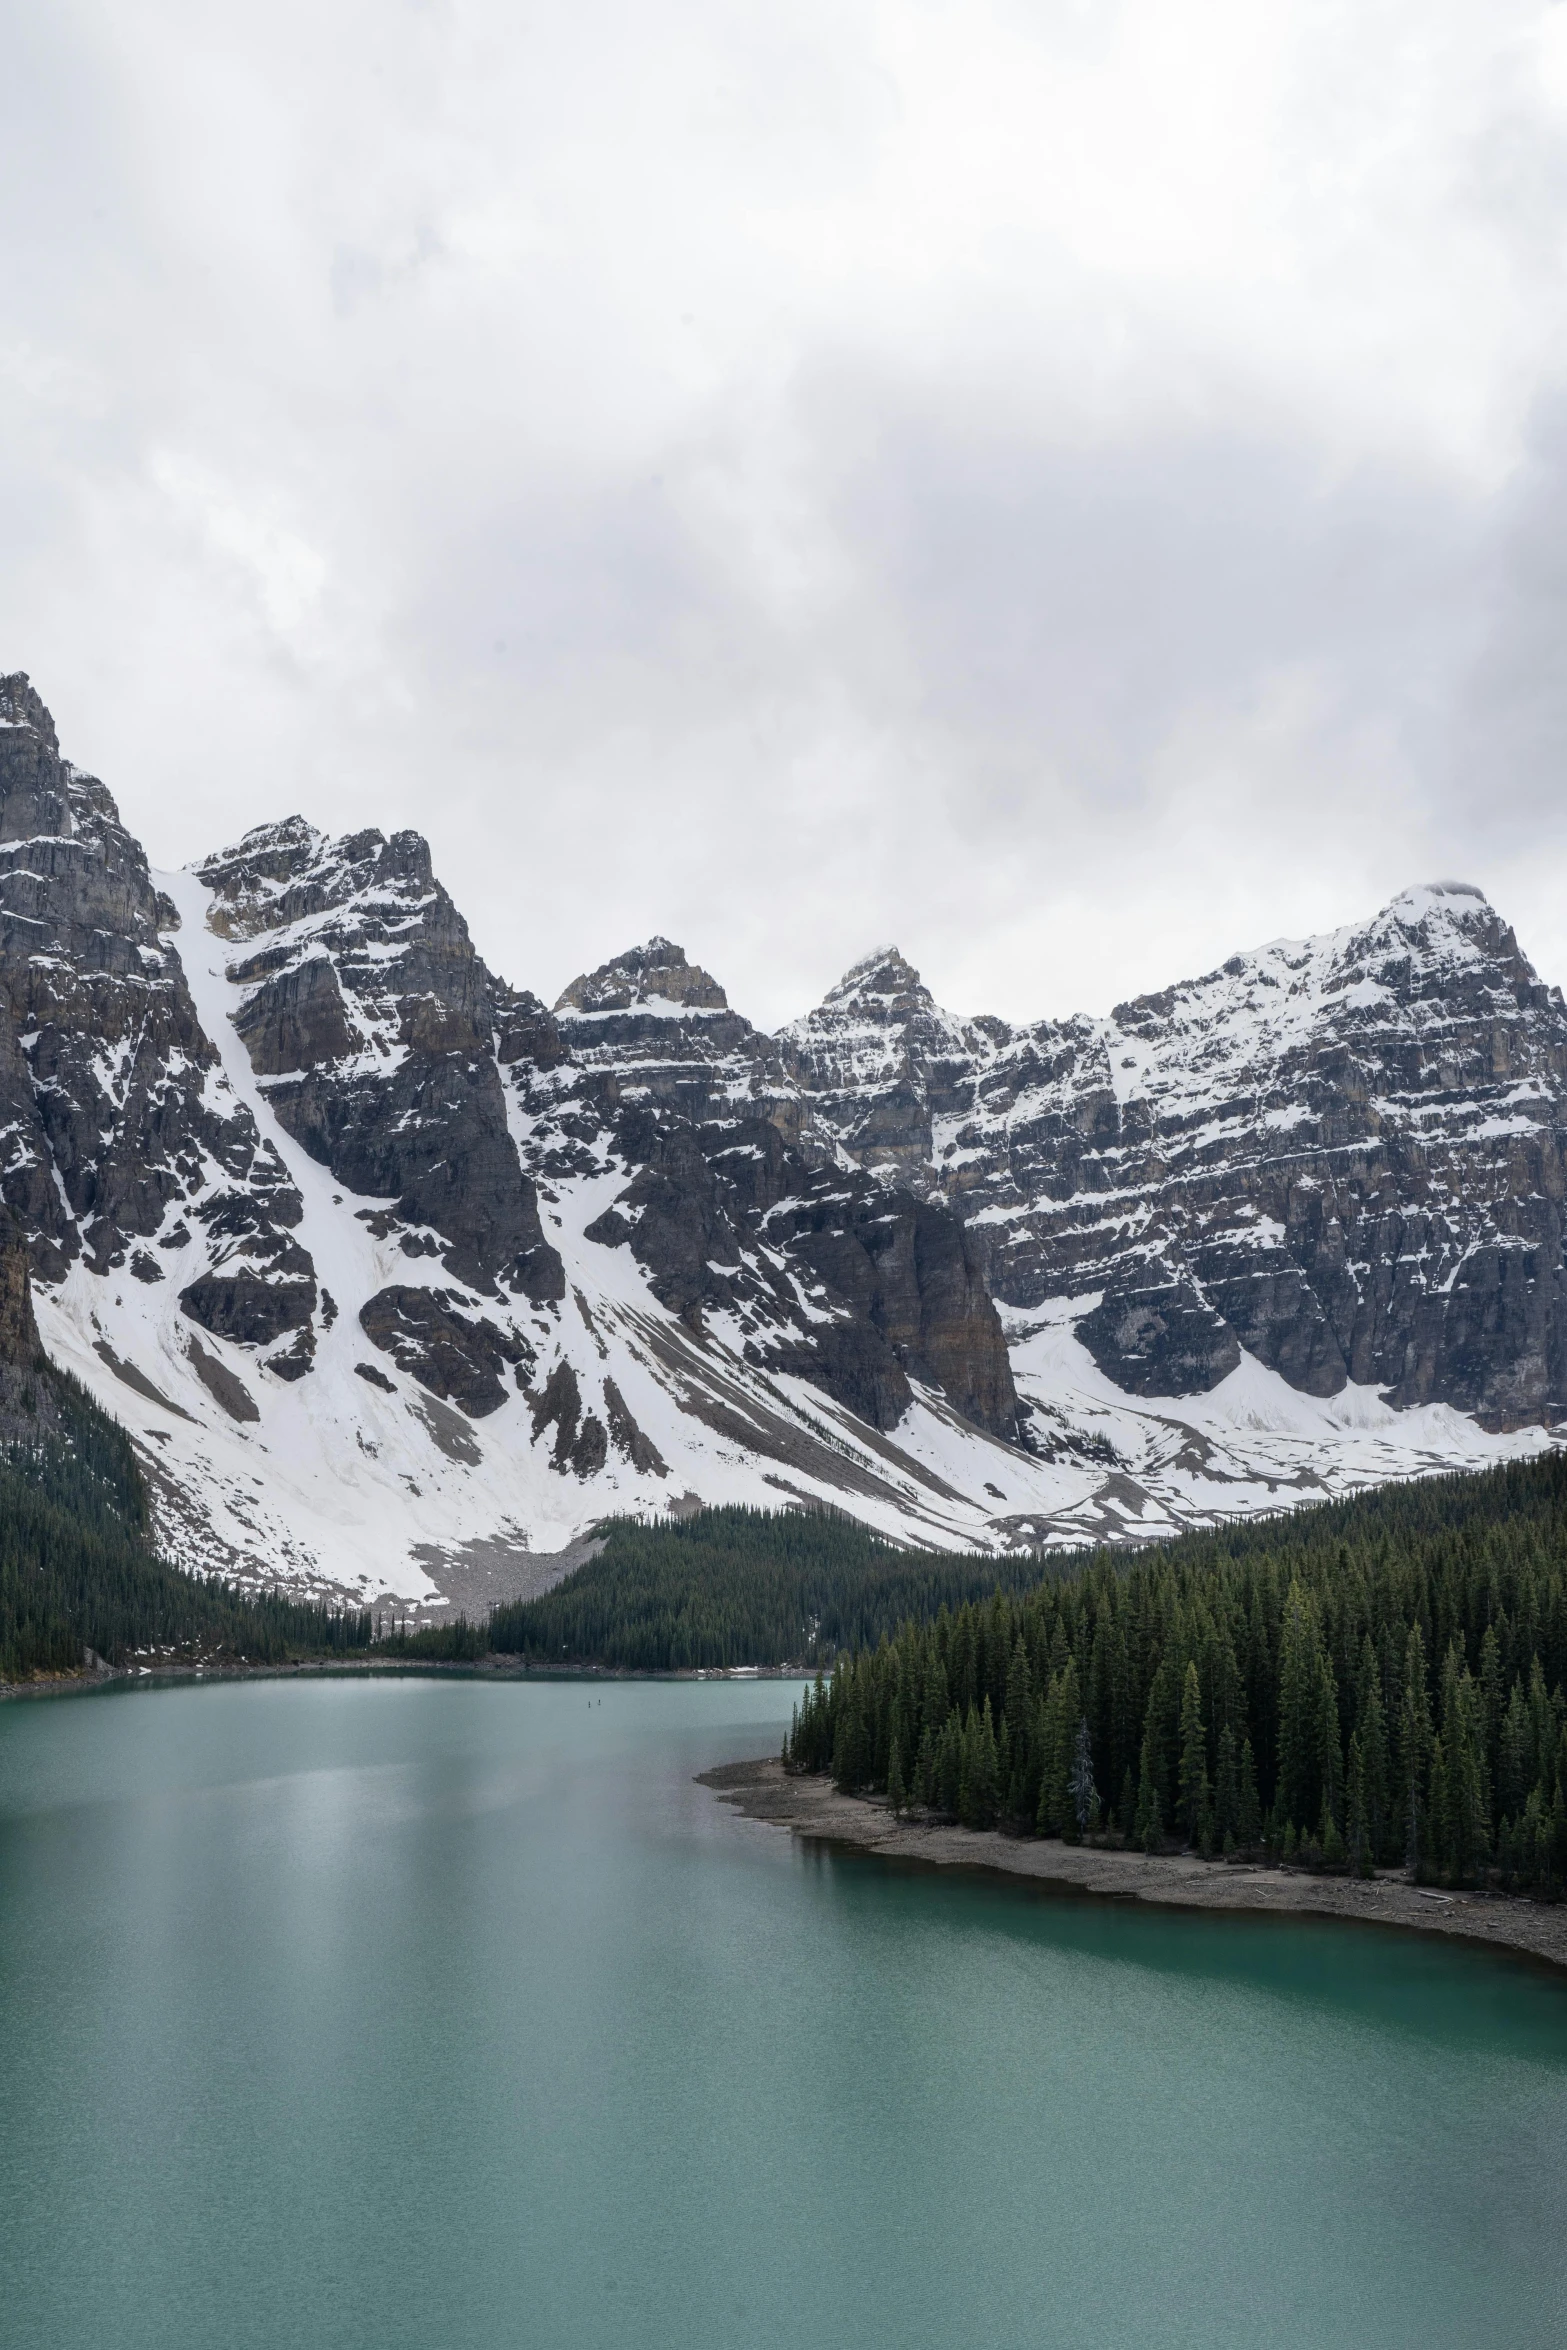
[785, 887, 1567, 1428]
[358, 1285, 530, 1418]
[0, 675, 313, 1360]
[533, 940, 1021, 1440]
[197, 820, 563, 1302]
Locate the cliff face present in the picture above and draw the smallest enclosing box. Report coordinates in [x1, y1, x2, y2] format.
[534, 940, 1020, 1441]
[196, 819, 564, 1308]
[784, 886, 1567, 1429]
[0, 676, 312, 1373]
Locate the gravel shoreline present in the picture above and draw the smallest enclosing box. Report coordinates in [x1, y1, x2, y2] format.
[701, 1757, 1567, 1977]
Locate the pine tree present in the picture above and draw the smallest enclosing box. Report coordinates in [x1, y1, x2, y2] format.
[1315, 1652, 1343, 1833]
[960, 1698, 1000, 1829]
[1345, 1732, 1373, 1877]
[1237, 1738, 1262, 1853]
[1137, 1720, 1164, 1854]
[1068, 1715, 1095, 1843]
[1399, 1622, 1434, 1876]
[914, 1723, 935, 1810]
[1425, 1737, 1449, 1885]
[1276, 1581, 1322, 1836]
[886, 1733, 906, 1815]
[1213, 1723, 1239, 1848]
[936, 1712, 962, 1815]
[1355, 1639, 1392, 1863]
[1177, 1660, 1210, 1848]
[832, 1670, 872, 1791]
[1498, 1679, 1532, 1825]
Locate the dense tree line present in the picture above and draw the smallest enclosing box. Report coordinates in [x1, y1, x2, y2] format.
[487, 1506, 1052, 1671]
[784, 1453, 1567, 1899]
[0, 1366, 371, 1680]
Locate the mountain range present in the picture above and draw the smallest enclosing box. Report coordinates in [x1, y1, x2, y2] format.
[1, 671, 1562, 1615]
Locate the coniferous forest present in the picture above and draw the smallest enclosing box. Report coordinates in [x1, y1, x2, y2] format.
[0, 1362, 372, 1681]
[782, 1452, 1567, 1900]
[486, 1505, 1043, 1670]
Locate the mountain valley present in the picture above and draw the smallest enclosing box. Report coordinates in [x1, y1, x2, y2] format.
[1, 672, 1562, 1613]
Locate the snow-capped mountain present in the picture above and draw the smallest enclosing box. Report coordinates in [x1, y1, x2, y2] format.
[0, 673, 1560, 1613]
[785, 885, 1567, 1424]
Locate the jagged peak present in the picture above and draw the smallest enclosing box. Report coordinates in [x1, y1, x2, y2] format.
[197, 815, 324, 880]
[196, 819, 440, 896]
[0, 673, 58, 750]
[554, 937, 730, 1016]
[1380, 879, 1492, 928]
[1348, 879, 1529, 978]
[815, 945, 931, 1014]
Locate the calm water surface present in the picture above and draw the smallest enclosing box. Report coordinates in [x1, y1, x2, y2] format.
[2, 1675, 1565, 2350]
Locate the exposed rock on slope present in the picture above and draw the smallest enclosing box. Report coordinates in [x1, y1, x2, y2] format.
[198, 819, 563, 1302]
[0, 674, 313, 1366]
[537, 940, 1019, 1440]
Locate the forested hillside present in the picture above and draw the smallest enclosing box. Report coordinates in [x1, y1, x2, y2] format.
[784, 1452, 1567, 1896]
[0, 1359, 370, 1682]
[486, 1507, 1044, 1671]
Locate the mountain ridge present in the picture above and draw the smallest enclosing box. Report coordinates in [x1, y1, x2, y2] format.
[1, 672, 1561, 1612]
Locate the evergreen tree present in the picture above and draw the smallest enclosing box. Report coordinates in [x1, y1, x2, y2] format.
[886, 1733, 906, 1815]
[1213, 1723, 1239, 1848]
[1355, 1640, 1392, 1864]
[1400, 1623, 1434, 1876]
[1177, 1660, 1210, 1848]
[1346, 1732, 1373, 1877]
[1136, 1720, 1164, 1854]
[1237, 1739, 1262, 1853]
[960, 1700, 1000, 1829]
[1316, 1653, 1343, 1833]
[936, 1711, 962, 1815]
[1276, 1582, 1322, 1835]
[1068, 1715, 1095, 1843]
[914, 1723, 936, 1809]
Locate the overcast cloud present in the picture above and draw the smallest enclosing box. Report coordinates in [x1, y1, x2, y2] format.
[4, 0, 1567, 1026]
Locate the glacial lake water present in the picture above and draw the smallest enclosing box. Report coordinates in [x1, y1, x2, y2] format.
[2, 1676, 1566, 2350]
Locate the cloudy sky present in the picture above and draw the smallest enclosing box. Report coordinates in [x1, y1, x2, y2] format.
[5, 1, 1567, 1027]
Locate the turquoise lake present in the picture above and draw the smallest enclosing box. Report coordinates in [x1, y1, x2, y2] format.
[1, 1674, 1565, 2349]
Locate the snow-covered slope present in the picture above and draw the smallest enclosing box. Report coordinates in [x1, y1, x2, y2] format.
[1, 670, 1562, 1610]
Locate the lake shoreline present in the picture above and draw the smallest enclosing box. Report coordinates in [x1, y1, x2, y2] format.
[0, 1656, 809, 1701]
[701, 1757, 1567, 1978]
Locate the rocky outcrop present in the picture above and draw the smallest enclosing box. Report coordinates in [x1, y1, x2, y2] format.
[1075, 1259, 1242, 1397]
[529, 940, 1021, 1441]
[198, 820, 564, 1302]
[526, 1358, 609, 1475]
[0, 1228, 41, 1366]
[359, 1284, 532, 1417]
[780, 946, 992, 1180]
[0, 675, 315, 1339]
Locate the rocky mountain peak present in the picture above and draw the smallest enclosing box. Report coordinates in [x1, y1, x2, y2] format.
[817, 945, 933, 1016]
[0, 673, 59, 751]
[782, 946, 983, 1181]
[196, 820, 441, 946]
[1345, 880, 1556, 1014]
[554, 937, 730, 1015]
